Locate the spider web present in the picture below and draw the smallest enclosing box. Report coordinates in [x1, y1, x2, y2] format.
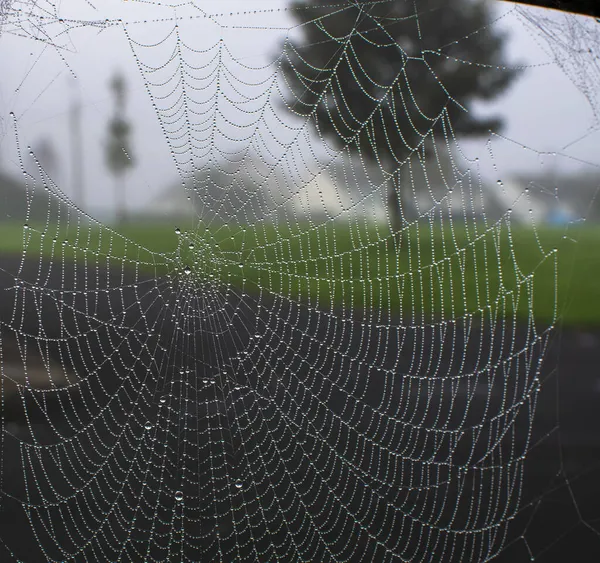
[514, 3, 600, 126]
[0, 1, 598, 562]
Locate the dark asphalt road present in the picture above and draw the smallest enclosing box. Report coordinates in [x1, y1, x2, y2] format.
[0, 254, 598, 562]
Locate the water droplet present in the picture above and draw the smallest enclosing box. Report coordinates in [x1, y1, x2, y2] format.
[144, 422, 153, 431]
[175, 227, 181, 235]
[159, 396, 167, 405]
[254, 333, 260, 339]
[234, 480, 243, 489]
[239, 263, 243, 268]
[183, 266, 191, 275]
[188, 243, 194, 249]
[174, 491, 184, 502]
[23, 224, 29, 229]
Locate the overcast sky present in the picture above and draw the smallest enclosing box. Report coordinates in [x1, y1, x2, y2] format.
[0, 0, 599, 221]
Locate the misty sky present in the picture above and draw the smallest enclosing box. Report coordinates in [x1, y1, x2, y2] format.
[0, 0, 599, 221]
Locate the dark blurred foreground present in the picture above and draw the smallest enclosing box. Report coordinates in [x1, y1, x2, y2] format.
[0, 254, 598, 562]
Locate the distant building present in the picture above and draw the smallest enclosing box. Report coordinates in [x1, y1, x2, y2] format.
[137, 152, 580, 230]
[284, 165, 387, 224]
[141, 157, 390, 227]
[484, 178, 577, 225]
[140, 185, 198, 221]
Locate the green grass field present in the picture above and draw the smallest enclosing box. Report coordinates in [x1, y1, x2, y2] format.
[2, 218, 599, 327]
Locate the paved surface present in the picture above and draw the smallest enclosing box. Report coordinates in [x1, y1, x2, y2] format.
[0, 254, 598, 562]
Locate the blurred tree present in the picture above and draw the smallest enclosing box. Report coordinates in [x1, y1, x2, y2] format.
[105, 72, 134, 225]
[280, 0, 521, 248]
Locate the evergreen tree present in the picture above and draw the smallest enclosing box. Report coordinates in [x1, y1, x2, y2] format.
[280, 0, 521, 246]
[105, 72, 134, 224]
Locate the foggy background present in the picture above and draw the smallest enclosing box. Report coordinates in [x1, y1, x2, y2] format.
[0, 0, 599, 223]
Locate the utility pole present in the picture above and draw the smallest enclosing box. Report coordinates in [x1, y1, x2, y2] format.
[69, 79, 85, 211]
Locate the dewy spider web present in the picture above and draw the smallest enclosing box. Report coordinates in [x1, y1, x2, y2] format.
[0, 1, 597, 562]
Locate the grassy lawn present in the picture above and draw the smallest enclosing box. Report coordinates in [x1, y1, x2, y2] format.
[2, 218, 599, 327]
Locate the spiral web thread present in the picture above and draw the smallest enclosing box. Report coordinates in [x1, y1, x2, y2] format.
[2, 1, 594, 562]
